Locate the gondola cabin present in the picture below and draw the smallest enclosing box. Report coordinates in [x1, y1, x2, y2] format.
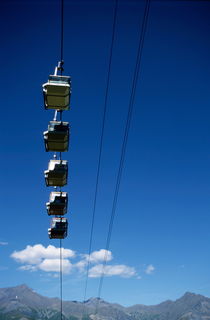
[43, 75, 71, 110]
[43, 121, 69, 152]
[44, 160, 68, 187]
[48, 217, 68, 239]
[46, 191, 68, 215]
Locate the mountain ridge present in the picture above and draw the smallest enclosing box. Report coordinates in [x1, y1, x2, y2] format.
[1, 284, 210, 320]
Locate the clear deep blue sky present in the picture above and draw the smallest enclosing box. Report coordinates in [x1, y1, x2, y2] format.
[1, 0, 210, 307]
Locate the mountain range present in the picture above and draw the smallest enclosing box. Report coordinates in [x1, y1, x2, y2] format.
[1, 284, 210, 320]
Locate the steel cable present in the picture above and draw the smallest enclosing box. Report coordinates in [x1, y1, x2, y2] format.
[59, 1, 64, 320]
[81, 0, 119, 318]
[60, 239, 63, 320]
[60, 0, 64, 64]
[95, 0, 151, 315]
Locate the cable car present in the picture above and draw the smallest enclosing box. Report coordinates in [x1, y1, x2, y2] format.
[43, 75, 71, 110]
[43, 121, 69, 152]
[44, 160, 68, 187]
[48, 217, 68, 239]
[46, 191, 68, 215]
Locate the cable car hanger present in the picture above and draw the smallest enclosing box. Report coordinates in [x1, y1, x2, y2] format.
[41, 1, 68, 319]
[42, 62, 71, 113]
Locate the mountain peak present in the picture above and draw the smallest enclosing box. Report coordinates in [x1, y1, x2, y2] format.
[84, 297, 104, 304]
[15, 284, 31, 290]
[184, 292, 196, 296]
[8, 284, 36, 295]
[182, 292, 204, 299]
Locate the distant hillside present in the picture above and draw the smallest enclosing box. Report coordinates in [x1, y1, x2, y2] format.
[0, 284, 210, 320]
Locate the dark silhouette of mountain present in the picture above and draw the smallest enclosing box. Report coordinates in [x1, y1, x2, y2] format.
[1, 285, 210, 320]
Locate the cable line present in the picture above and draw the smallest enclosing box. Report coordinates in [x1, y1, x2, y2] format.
[95, 0, 151, 315]
[81, 0, 119, 318]
[60, 239, 63, 320]
[42, 0, 70, 316]
[60, 0, 64, 64]
[59, 1, 64, 319]
[55, 1, 65, 319]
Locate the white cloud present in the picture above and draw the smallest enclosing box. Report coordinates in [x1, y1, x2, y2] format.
[39, 259, 72, 274]
[11, 244, 75, 264]
[0, 242, 8, 246]
[11, 244, 137, 278]
[75, 259, 88, 271]
[82, 249, 113, 264]
[76, 249, 113, 272]
[19, 265, 37, 272]
[18, 259, 72, 274]
[145, 264, 155, 274]
[89, 264, 137, 278]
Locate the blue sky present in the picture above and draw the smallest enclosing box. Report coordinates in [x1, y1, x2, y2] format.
[1, 0, 210, 307]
